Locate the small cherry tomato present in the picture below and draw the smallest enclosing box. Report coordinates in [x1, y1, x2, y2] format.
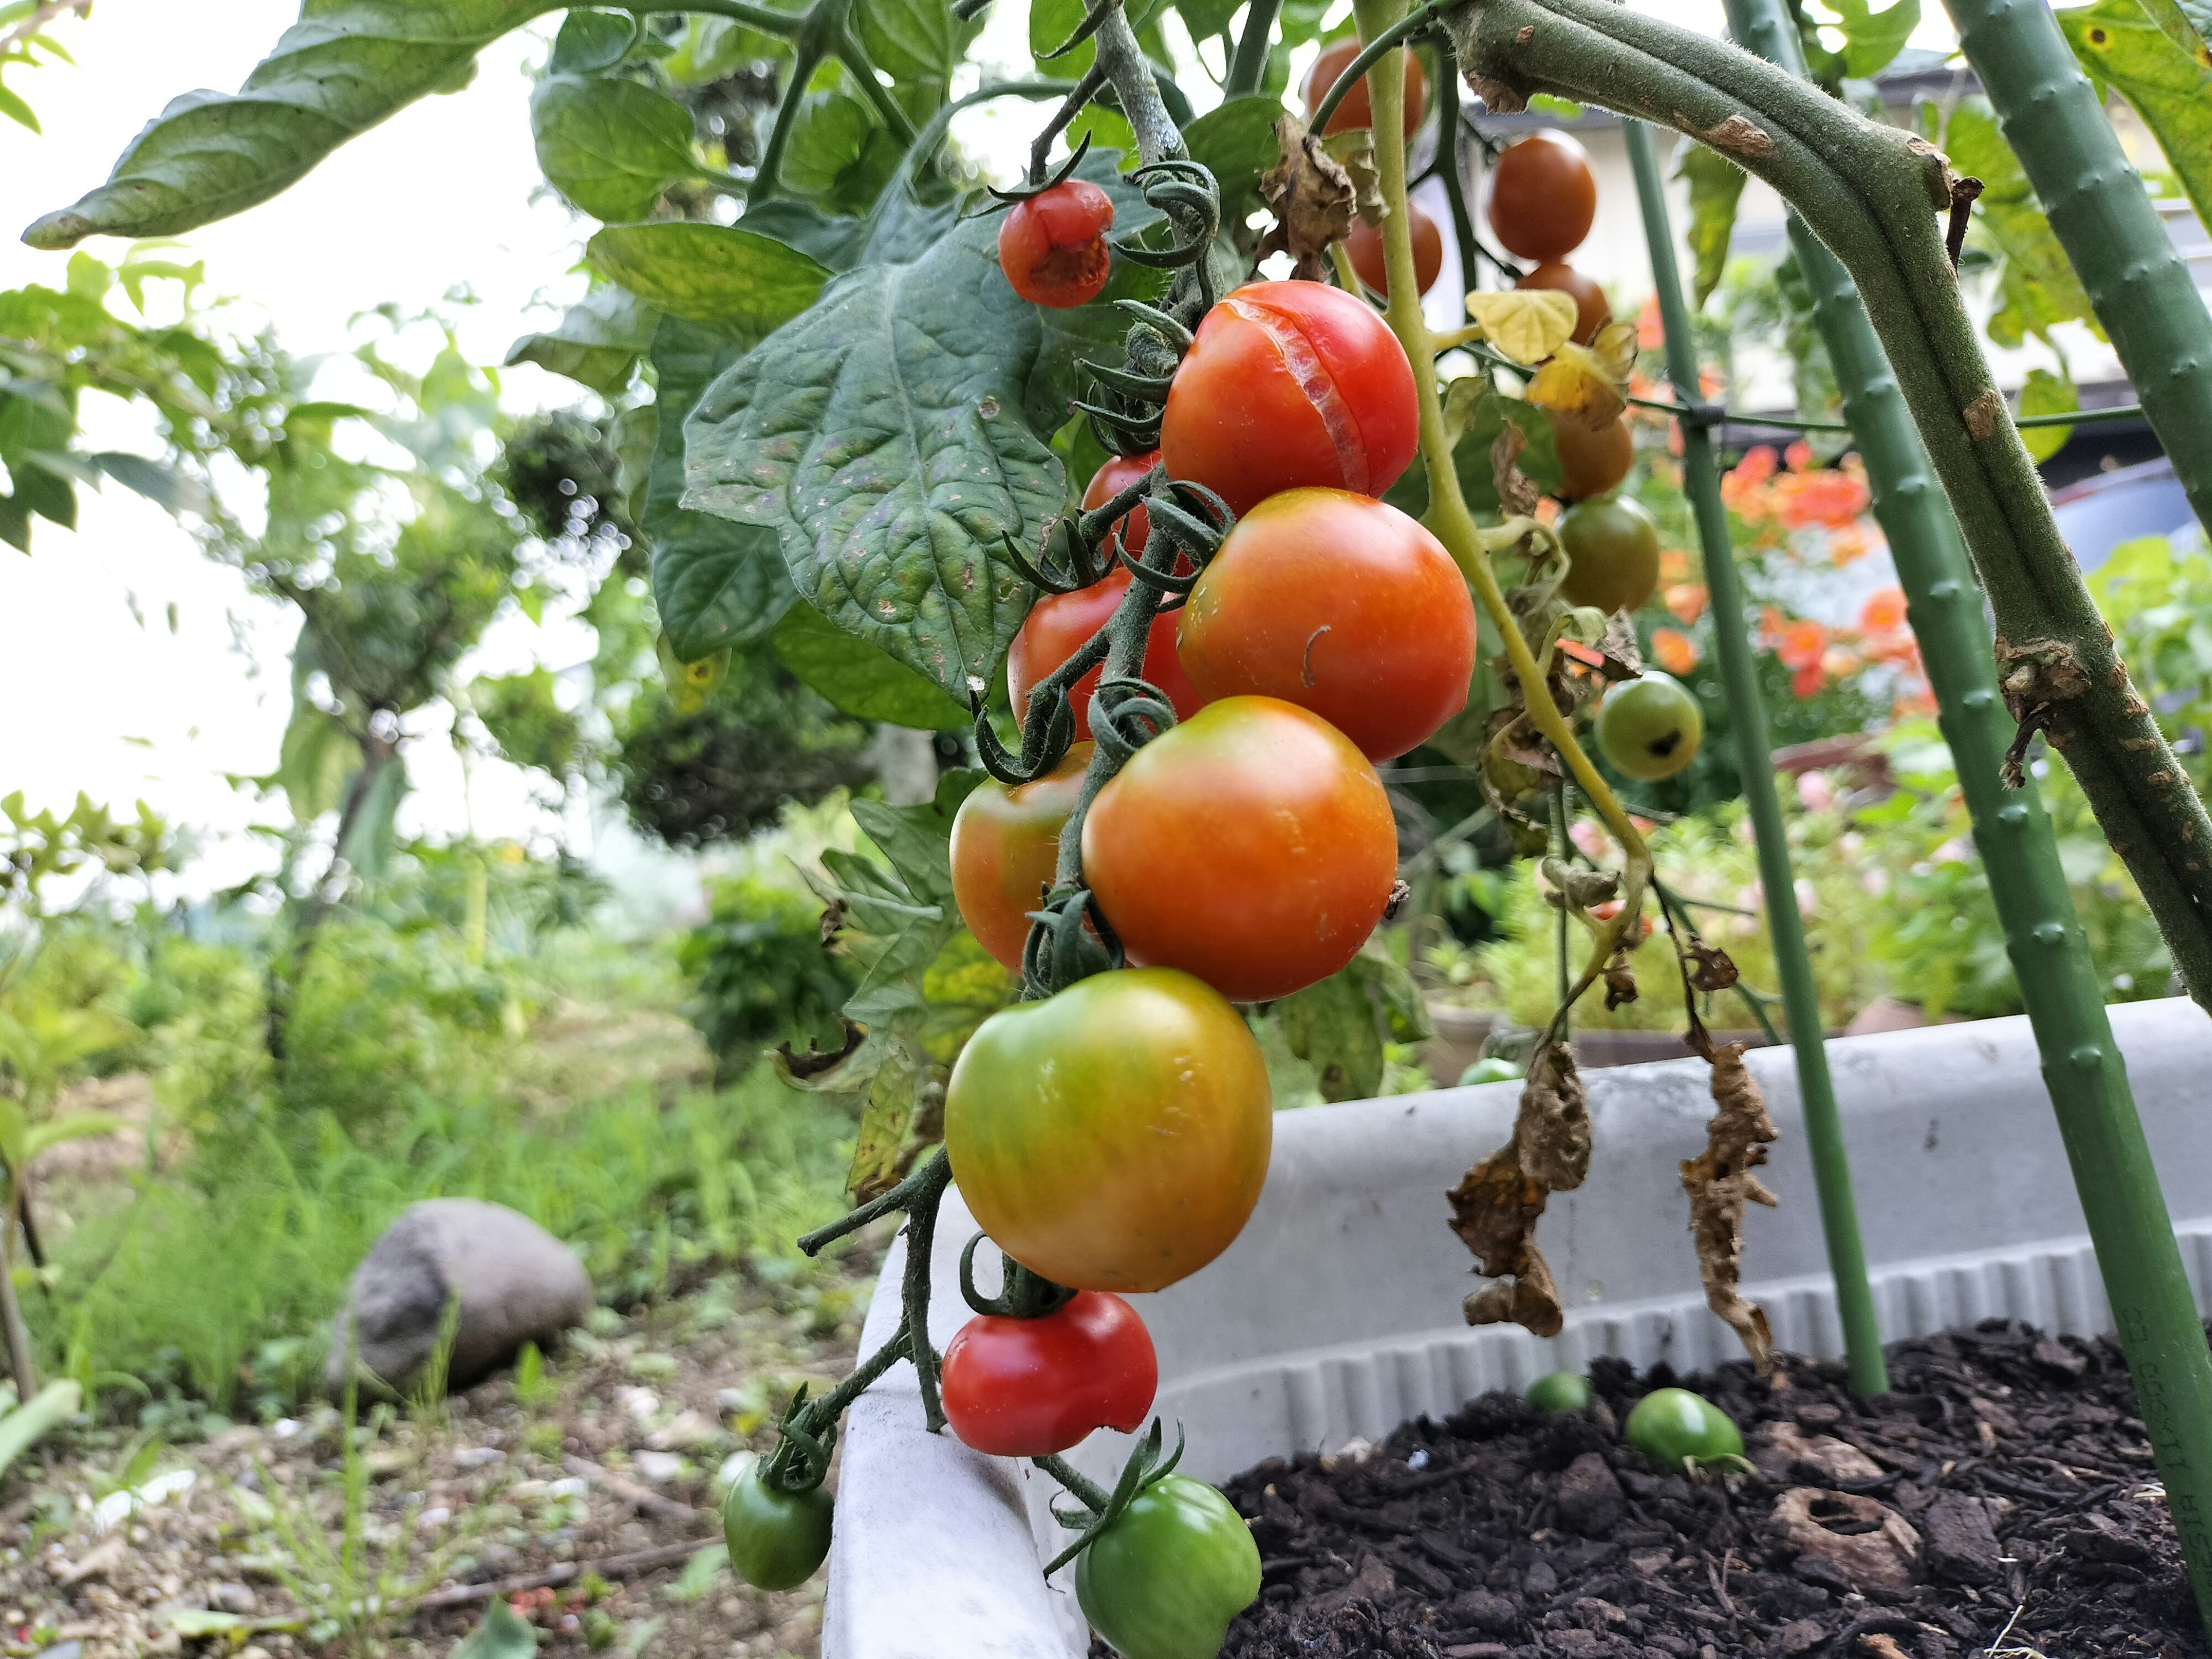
[941, 1291, 1158, 1456]
[722, 1464, 834, 1590]
[1176, 488, 1475, 761]
[1084, 448, 1160, 556]
[1302, 36, 1428, 137]
[1344, 205, 1444, 298]
[1007, 569, 1206, 741]
[1516, 259, 1612, 344]
[1526, 1370, 1591, 1412]
[1076, 1475, 1263, 1659]
[1161, 280, 1420, 517]
[949, 743, 1093, 970]
[999, 178, 1115, 308]
[1459, 1056, 1525, 1086]
[1625, 1386, 1743, 1469]
[1553, 412, 1635, 501]
[1588, 897, 1656, 940]
[1082, 695, 1399, 1002]
[946, 967, 1272, 1291]
[1487, 131, 1597, 262]
[1558, 493, 1661, 615]
[1597, 672, 1705, 782]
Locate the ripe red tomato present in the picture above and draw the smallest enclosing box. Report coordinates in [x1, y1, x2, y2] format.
[1177, 489, 1475, 761]
[1084, 448, 1160, 556]
[1516, 260, 1611, 344]
[999, 179, 1115, 308]
[940, 1291, 1158, 1456]
[950, 743, 1093, 970]
[1160, 281, 1419, 518]
[1487, 132, 1597, 262]
[1344, 206, 1443, 298]
[1007, 570, 1205, 741]
[1554, 413, 1634, 501]
[1081, 695, 1399, 1002]
[1301, 37, 1427, 137]
[945, 967, 1272, 1292]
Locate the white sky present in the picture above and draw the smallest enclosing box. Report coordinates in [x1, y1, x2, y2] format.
[0, 0, 1964, 899]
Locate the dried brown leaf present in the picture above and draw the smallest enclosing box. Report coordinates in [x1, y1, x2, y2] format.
[1492, 421, 1539, 517]
[1320, 128, 1385, 225]
[1516, 1040, 1589, 1194]
[1464, 1248, 1563, 1338]
[1604, 961, 1639, 1010]
[1598, 611, 1645, 682]
[1680, 1041, 1781, 1368]
[1688, 942, 1738, 994]
[1260, 115, 1355, 282]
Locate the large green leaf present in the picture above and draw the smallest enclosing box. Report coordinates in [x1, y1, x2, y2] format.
[503, 285, 660, 392]
[24, 0, 559, 248]
[855, 0, 983, 87]
[1182, 94, 1285, 228]
[681, 214, 1066, 699]
[771, 599, 972, 729]
[586, 222, 830, 334]
[1942, 99, 2101, 349]
[547, 9, 638, 74]
[646, 316, 797, 661]
[530, 73, 699, 222]
[783, 89, 907, 216]
[1676, 141, 1745, 309]
[1824, 0, 1920, 78]
[2059, 0, 2212, 237]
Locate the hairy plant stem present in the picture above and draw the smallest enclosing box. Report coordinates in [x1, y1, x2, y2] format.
[1444, 0, 2212, 1010]
[1353, 0, 1650, 993]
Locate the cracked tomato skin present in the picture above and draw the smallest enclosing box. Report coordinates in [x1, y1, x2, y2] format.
[941, 1291, 1158, 1456]
[949, 742, 1093, 971]
[945, 967, 1271, 1293]
[1177, 488, 1475, 761]
[1081, 695, 1398, 1002]
[1076, 1475, 1263, 1659]
[1160, 281, 1419, 517]
[999, 179, 1115, 308]
[1007, 570, 1205, 741]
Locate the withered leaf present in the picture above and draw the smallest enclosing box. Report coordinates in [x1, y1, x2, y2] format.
[775, 1017, 865, 1080]
[1465, 1249, 1563, 1338]
[1527, 338, 1630, 432]
[1604, 961, 1639, 1010]
[1320, 128, 1385, 225]
[1688, 942, 1739, 993]
[1448, 1143, 1565, 1339]
[1540, 857, 1618, 911]
[1516, 1039, 1589, 1194]
[1260, 115, 1355, 282]
[1681, 1041, 1781, 1368]
[1492, 420, 1539, 517]
[1598, 611, 1645, 682]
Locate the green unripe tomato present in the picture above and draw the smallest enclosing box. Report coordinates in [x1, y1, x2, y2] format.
[1077, 1475, 1262, 1659]
[1460, 1056, 1526, 1086]
[722, 1464, 834, 1590]
[1557, 495, 1661, 615]
[1624, 1386, 1743, 1470]
[1597, 672, 1704, 782]
[1525, 1370, 1591, 1412]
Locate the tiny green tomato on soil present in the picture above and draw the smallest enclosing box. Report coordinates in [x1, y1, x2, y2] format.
[1525, 1370, 1592, 1412]
[1625, 1387, 1743, 1470]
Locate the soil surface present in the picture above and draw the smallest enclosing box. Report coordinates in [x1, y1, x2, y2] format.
[1219, 1321, 2209, 1659]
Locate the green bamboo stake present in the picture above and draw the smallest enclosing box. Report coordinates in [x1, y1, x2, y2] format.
[1623, 121, 1888, 1397]
[1939, 0, 2212, 541]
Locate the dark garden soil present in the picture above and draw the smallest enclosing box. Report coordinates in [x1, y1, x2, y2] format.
[1217, 1321, 2209, 1659]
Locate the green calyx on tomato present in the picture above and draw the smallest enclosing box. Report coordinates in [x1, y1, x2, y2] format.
[945, 967, 1272, 1293]
[1624, 1386, 1744, 1472]
[1596, 671, 1704, 782]
[722, 1460, 834, 1591]
[1525, 1370, 1591, 1412]
[1077, 1474, 1262, 1659]
[1558, 494, 1661, 616]
[949, 742, 1093, 971]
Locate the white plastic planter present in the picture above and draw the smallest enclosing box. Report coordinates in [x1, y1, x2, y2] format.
[821, 998, 2212, 1659]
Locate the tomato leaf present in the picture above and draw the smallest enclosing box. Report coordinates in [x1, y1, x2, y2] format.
[770, 599, 972, 729]
[854, 0, 984, 88]
[1182, 94, 1288, 229]
[23, 0, 559, 249]
[1467, 290, 1578, 365]
[1820, 0, 1920, 79]
[2058, 0, 2212, 236]
[530, 73, 700, 222]
[586, 221, 830, 334]
[784, 89, 906, 216]
[503, 284, 660, 393]
[1676, 142, 1745, 310]
[547, 9, 638, 74]
[1940, 97, 2101, 349]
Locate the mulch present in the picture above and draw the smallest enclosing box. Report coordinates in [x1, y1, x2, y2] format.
[1215, 1321, 2209, 1659]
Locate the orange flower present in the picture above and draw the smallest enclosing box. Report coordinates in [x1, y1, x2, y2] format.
[1791, 660, 1825, 698]
[1859, 588, 1908, 634]
[1784, 438, 1815, 472]
[1774, 618, 1827, 671]
[1664, 582, 1709, 624]
[1658, 548, 1695, 584]
[1827, 524, 1874, 565]
[1652, 627, 1702, 675]
[1637, 294, 1664, 351]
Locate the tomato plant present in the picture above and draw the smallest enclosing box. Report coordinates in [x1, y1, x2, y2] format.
[1346, 205, 1443, 297]
[1176, 488, 1476, 760]
[941, 1290, 1157, 1456]
[1516, 260, 1611, 344]
[1558, 494, 1661, 615]
[1007, 570, 1206, 740]
[1075, 1475, 1262, 1659]
[722, 1464, 834, 1591]
[1625, 1387, 1743, 1469]
[1082, 696, 1400, 1001]
[944, 967, 1272, 1293]
[1525, 1370, 1590, 1412]
[1552, 414, 1636, 501]
[1597, 672, 1705, 781]
[1486, 131, 1598, 262]
[1160, 281, 1420, 516]
[1302, 36, 1427, 137]
[998, 178, 1115, 308]
[950, 743, 1093, 971]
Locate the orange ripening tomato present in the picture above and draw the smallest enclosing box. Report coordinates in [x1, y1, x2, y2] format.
[1083, 448, 1159, 556]
[1344, 207, 1444, 299]
[1081, 696, 1399, 1002]
[1516, 260, 1611, 344]
[1553, 414, 1634, 501]
[1161, 281, 1419, 518]
[997, 178, 1115, 308]
[1177, 489, 1475, 761]
[1487, 131, 1598, 262]
[949, 743, 1092, 971]
[1007, 570, 1205, 741]
[1302, 36, 1427, 137]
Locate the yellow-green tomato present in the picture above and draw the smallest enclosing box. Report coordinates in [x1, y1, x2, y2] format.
[1624, 1386, 1743, 1469]
[1596, 672, 1704, 781]
[945, 967, 1273, 1293]
[1525, 1370, 1590, 1412]
[1558, 494, 1661, 615]
[1077, 1476, 1262, 1659]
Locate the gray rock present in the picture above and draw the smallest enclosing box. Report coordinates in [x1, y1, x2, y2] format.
[328, 1199, 592, 1395]
[1556, 1450, 1626, 1536]
[1922, 1492, 2004, 1585]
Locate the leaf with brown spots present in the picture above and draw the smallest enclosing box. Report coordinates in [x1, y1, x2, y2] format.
[1448, 1041, 1589, 1340]
[1680, 1041, 1781, 1367]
